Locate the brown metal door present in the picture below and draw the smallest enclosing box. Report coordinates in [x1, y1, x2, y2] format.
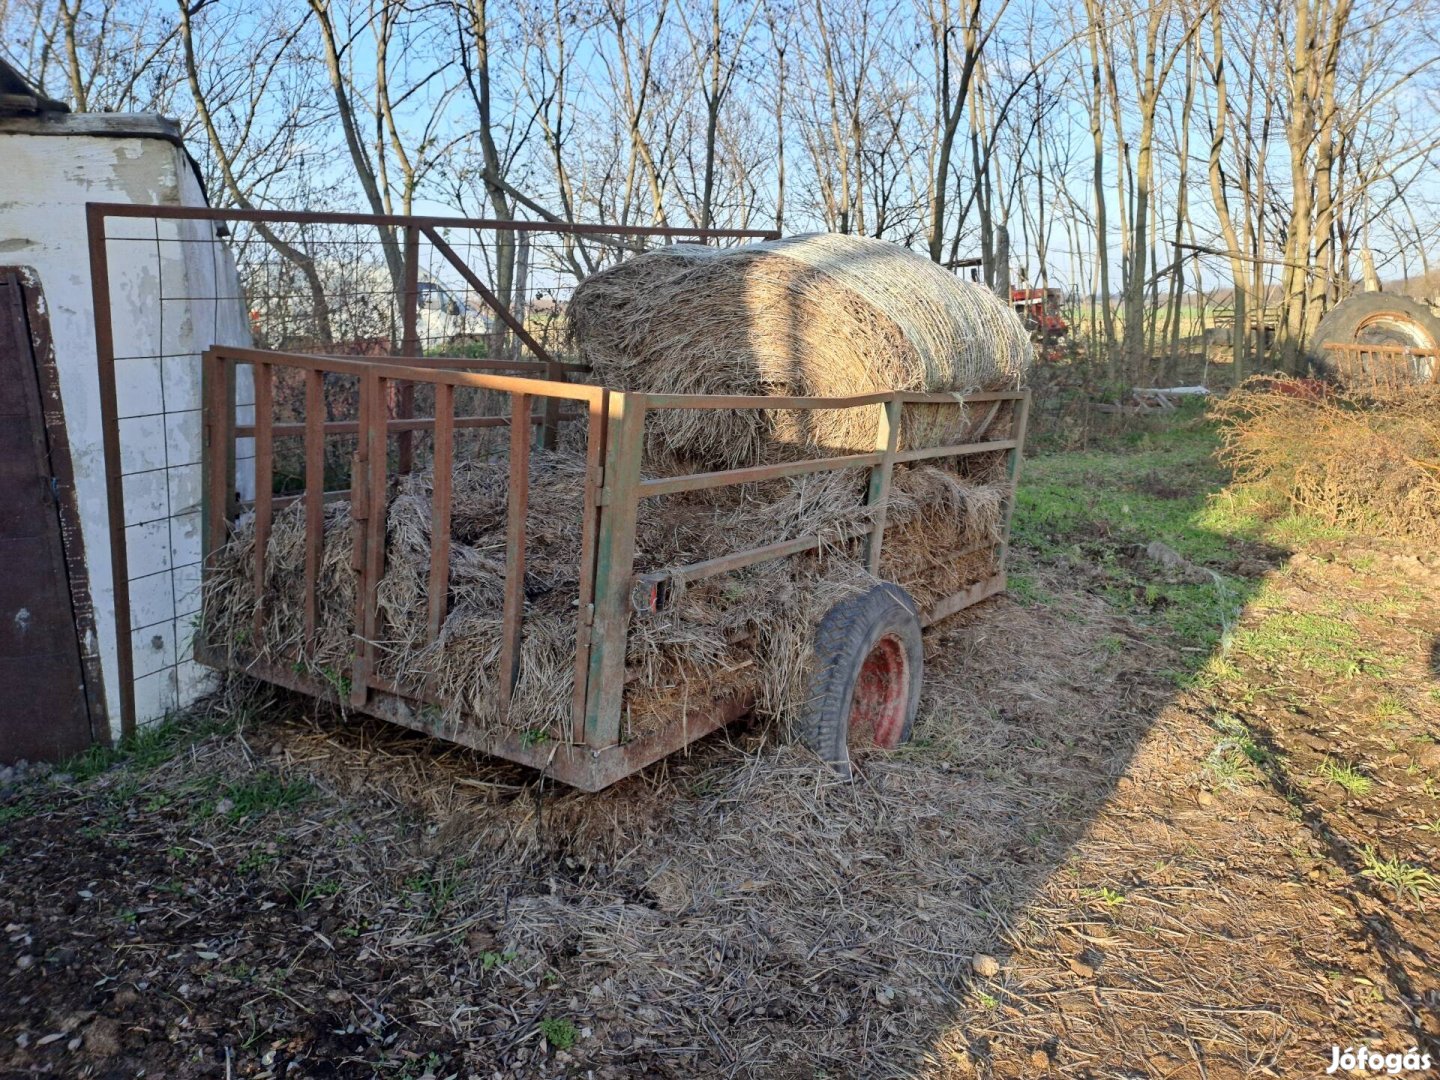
[0, 270, 97, 762]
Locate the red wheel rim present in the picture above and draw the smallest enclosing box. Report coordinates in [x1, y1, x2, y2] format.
[848, 634, 909, 750]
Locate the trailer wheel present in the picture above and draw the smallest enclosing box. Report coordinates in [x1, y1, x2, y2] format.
[802, 583, 923, 779]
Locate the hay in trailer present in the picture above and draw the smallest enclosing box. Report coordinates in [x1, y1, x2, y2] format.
[203, 450, 1010, 743]
[566, 234, 1032, 467]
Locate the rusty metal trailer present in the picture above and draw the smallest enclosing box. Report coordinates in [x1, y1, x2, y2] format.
[193, 347, 1027, 789]
[86, 204, 1029, 790]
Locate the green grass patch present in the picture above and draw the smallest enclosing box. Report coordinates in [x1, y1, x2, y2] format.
[1015, 427, 1235, 566]
[1316, 758, 1374, 798]
[1203, 712, 1274, 788]
[1263, 514, 1351, 547]
[219, 773, 313, 819]
[1080, 885, 1128, 907]
[64, 708, 239, 783]
[1229, 611, 1382, 678]
[1358, 846, 1438, 901]
[1004, 570, 1052, 606]
[1016, 419, 1253, 656]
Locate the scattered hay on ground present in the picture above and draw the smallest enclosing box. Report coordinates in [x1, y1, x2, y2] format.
[1212, 378, 1440, 541]
[4, 562, 1188, 1078]
[567, 234, 1031, 467]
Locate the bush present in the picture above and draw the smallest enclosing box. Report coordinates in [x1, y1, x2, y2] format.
[1210, 377, 1440, 542]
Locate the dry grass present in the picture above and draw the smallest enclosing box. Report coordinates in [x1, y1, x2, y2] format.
[204, 449, 1011, 743]
[567, 235, 1032, 468]
[1212, 378, 1440, 541]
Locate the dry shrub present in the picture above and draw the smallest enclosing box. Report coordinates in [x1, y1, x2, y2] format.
[567, 234, 1032, 467]
[1212, 377, 1440, 540]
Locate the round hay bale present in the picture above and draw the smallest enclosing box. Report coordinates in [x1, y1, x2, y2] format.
[567, 233, 1032, 467]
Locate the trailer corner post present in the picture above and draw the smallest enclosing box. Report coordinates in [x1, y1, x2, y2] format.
[569, 389, 609, 745]
[863, 396, 902, 575]
[351, 371, 389, 708]
[582, 391, 647, 748]
[996, 389, 1032, 574]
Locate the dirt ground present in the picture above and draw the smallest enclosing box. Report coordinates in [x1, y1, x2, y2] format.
[2, 416, 1438, 1079]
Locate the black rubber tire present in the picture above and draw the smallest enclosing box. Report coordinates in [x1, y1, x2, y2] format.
[1308, 293, 1440, 383]
[801, 583, 924, 779]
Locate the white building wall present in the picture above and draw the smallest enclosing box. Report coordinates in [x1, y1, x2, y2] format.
[0, 119, 252, 740]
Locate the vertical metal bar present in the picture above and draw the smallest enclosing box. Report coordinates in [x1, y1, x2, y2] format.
[570, 389, 609, 743]
[498, 392, 531, 713]
[348, 373, 371, 693]
[398, 225, 420, 474]
[85, 205, 137, 738]
[539, 387, 562, 450]
[996, 390, 1032, 574]
[348, 373, 369, 576]
[303, 369, 325, 642]
[863, 396, 902, 575]
[201, 350, 233, 570]
[251, 363, 274, 645]
[583, 391, 646, 748]
[352, 372, 389, 707]
[426, 382, 454, 643]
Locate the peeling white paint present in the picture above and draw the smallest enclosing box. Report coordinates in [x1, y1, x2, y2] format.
[0, 120, 253, 742]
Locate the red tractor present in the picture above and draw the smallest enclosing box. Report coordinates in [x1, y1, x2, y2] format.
[1009, 287, 1069, 342]
[946, 259, 1070, 355]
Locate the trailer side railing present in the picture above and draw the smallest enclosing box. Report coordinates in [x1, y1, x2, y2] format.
[579, 387, 1031, 748]
[198, 340, 1028, 788]
[201, 346, 605, 726]
[1321, 342, 1440, 390]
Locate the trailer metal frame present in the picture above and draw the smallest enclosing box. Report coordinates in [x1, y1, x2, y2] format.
[195, 345, 1028, 789]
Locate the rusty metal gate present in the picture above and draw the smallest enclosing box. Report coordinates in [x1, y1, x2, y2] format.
[85, 202, 776, 739]
[0, 269, 106, 761]
[1321, 342, 1440, 389]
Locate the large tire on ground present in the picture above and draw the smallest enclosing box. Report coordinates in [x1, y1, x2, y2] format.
[1308, 293, 1440, 384]
[801, 583, 924, 779]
